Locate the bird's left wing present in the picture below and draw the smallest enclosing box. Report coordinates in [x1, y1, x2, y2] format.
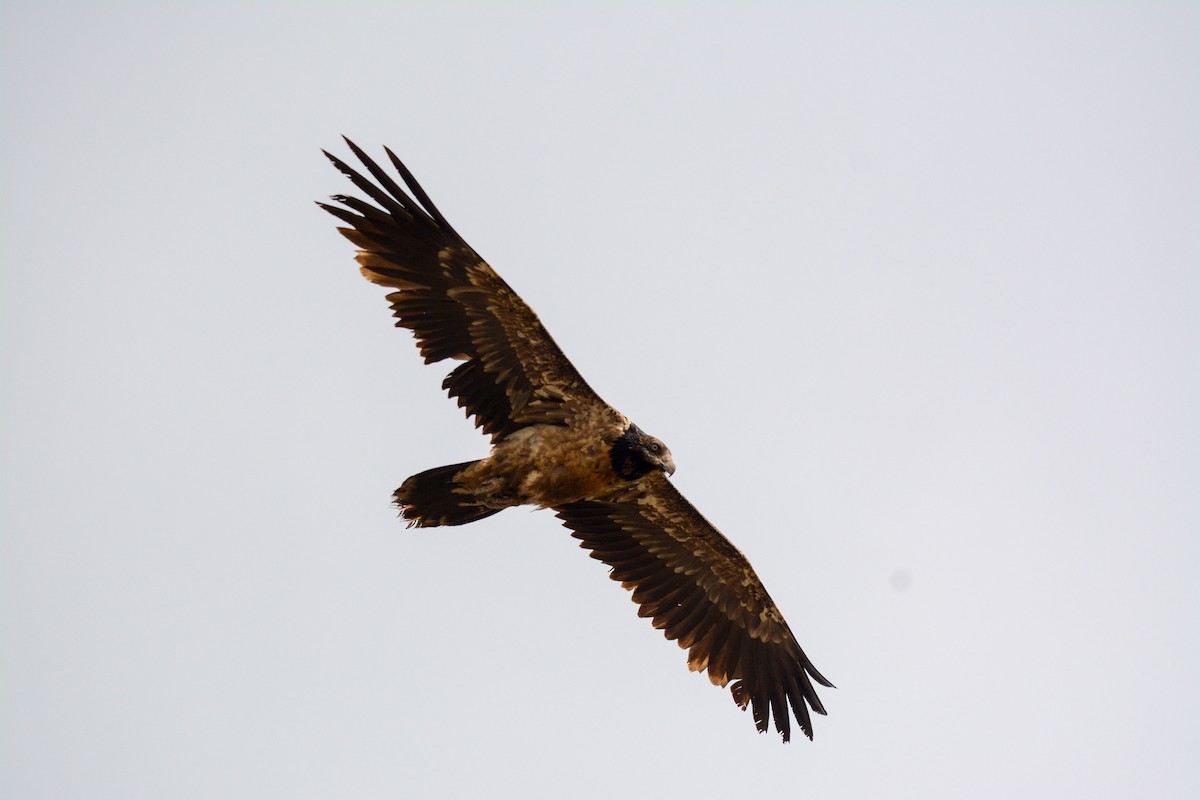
[319, 139, 606, 441]
[555, 472, 832, 742]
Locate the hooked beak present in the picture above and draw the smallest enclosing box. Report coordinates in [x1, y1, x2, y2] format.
[662, 455, 677, 477]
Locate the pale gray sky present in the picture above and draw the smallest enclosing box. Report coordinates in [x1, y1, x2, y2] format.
[2, 3, 1197, 798]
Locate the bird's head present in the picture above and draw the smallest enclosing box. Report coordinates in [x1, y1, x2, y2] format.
[612, 424, 676, 480]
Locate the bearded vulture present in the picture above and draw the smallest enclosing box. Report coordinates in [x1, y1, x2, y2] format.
[319, 140, 833, 742]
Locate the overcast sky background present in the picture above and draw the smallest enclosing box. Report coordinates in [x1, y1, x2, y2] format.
[2, 3, 1197, 798]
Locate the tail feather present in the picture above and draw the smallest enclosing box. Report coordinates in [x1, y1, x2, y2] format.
[395, 461, 501, 527]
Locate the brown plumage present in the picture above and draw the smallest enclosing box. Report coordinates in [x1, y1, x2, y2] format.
[319, 139, 833, 742]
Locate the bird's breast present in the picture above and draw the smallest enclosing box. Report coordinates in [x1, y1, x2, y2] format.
[464, 418, 627, 508]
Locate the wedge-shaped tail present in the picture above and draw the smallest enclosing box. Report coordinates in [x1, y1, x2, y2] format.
[395, 461, 501, 527]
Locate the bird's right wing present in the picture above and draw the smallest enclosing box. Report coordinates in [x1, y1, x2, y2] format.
[555, 472, 833, 742]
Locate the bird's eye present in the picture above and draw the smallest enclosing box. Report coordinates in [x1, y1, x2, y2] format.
[649, 442, 661, 453]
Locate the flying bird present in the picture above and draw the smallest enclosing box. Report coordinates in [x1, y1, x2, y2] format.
[319, 140, 833, 742]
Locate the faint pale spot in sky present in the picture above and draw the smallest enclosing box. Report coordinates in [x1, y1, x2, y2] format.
[890, 569, 913, 592]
